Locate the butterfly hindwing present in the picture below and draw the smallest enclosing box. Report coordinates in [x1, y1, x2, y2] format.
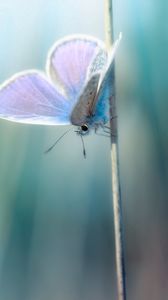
[93, 33, 122, 124]
[87, 49, 107, 77]
[0, 72, 71, 125]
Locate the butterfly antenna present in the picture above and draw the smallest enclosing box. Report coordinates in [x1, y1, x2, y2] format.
[79, 134, 86, 159]
[44, 128, 72, 154]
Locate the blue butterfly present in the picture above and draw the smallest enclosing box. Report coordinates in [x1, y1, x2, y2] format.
[0, 33, 121, 154]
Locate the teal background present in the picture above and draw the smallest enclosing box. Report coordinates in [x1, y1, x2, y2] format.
[0, 0, 168, 299]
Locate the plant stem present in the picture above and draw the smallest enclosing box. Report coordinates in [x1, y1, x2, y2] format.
[104, 1, 127, 300]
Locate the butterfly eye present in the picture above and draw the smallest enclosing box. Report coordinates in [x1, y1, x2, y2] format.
[81, 124, 88, 132]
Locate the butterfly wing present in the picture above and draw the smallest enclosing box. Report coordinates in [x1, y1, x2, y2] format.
[47, 35, 107, 103]
[87, 48, 107, 77]
[69, 40, 108, 126]
[0, 72, 71, 125]
[0, 35, 108, 126]
[70, 73, 100, 126]
[92, 33, 122, 124]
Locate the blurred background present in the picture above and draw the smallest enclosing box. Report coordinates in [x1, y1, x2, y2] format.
[0, 0, 167, 299]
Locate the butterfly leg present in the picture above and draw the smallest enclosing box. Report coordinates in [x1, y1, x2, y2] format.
[102, 116, 118, 130]
[94, 124, 110, 137]
[99, 123, 111, 134]
[99, 123, 117, 138]
[110, 115, 118, 120]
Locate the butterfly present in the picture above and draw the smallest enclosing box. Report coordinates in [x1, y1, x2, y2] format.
[0, 33, 122, 147]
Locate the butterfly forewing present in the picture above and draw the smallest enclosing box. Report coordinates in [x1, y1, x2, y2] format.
[47, 35, 106, 103]
[69, 41, 108, 126]
[70, 73, 100, 126]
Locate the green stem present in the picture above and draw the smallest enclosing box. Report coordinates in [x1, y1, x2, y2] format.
[104, 1, 127, 300]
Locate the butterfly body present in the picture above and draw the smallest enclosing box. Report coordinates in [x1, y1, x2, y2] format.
[0, 33, 122, 135]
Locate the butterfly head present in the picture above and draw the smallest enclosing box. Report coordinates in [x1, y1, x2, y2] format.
[81, 124, 89, 133]
[76, 123, 90, 135]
